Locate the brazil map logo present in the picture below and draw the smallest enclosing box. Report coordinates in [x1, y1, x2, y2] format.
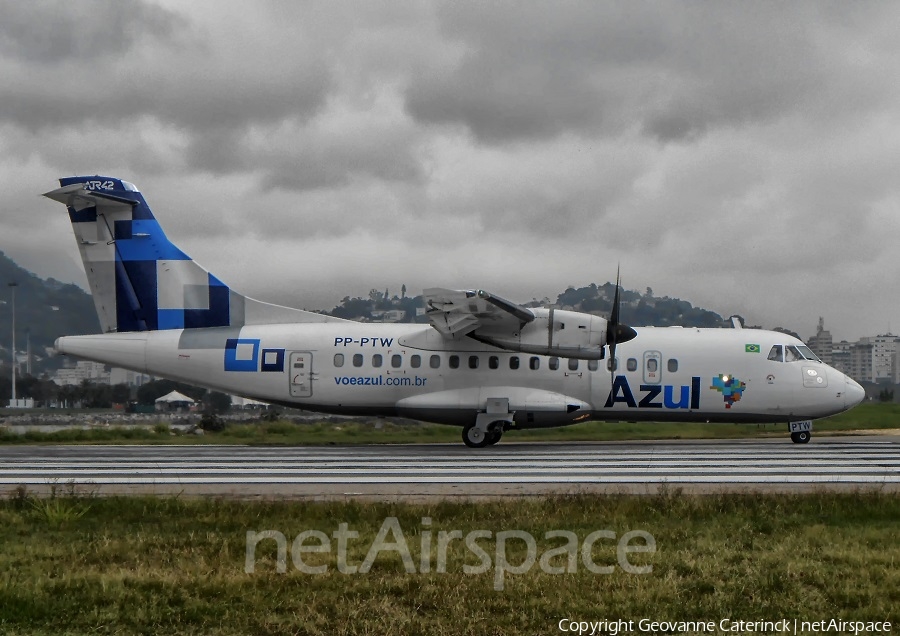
[711, 374, 746, 408]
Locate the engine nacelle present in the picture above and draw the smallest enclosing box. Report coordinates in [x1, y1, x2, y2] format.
[474, 308, 608, 360]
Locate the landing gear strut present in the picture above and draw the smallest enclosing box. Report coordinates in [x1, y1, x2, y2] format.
[790, 431, 811, 444]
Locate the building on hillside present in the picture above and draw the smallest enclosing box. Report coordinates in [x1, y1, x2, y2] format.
[370, 309, 405, 323]
[806, 317, 833, 366]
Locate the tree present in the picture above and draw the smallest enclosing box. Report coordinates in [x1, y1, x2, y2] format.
[205, 391, 233, 414]
[110, 383, 131, 404]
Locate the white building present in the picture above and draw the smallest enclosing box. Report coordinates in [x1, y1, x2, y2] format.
[806, 317, 833, 366]
[858, 334, 899, 383]
[53, 360, 110, 386]
[109, 367, 151, 386]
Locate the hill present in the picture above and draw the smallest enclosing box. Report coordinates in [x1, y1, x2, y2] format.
[0, 255, 748, 376]
[327, 283, 729, 328]
[0, 252, 100, 374]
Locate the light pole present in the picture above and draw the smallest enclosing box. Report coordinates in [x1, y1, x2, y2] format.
[8, 282, 16, 407]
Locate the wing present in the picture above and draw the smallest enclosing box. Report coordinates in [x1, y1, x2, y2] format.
[423, 288, 535, 339]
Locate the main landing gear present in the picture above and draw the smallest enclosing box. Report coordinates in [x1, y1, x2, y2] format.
[462, 423, 504, 448]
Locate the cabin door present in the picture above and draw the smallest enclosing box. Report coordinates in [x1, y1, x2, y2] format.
[289, 351, 314, 397]
[643, 350, 662, 385]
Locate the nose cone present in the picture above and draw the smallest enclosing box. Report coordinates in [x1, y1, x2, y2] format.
[845, 375, 865, 408]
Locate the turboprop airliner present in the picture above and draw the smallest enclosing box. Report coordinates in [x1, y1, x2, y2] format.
[45, 176, 865, 447]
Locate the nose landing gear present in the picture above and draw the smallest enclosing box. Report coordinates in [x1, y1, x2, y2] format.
[788, 421, 813, 444]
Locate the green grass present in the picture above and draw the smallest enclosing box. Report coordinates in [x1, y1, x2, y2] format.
[0, 490, 898, 634]
[1, 402, 898, 446]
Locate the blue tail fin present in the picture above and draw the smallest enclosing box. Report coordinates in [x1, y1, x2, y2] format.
[45, 176, 341, 332]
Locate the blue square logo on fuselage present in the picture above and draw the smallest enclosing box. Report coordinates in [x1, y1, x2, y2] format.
[224, 338, 260, 372]
[261, 349, 285, 372]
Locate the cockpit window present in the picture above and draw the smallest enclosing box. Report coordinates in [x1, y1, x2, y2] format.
[769, 344, 820, 363]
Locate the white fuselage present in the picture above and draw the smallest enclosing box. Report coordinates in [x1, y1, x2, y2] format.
[56, 322, 864, 429]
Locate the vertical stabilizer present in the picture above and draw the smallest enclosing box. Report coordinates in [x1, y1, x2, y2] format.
[45, 176, 344, 332]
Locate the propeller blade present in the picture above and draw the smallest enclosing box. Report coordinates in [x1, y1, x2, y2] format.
[605, 266, 638, 390]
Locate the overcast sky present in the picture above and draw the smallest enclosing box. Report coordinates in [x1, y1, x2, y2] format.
[2, 1, 898, 342]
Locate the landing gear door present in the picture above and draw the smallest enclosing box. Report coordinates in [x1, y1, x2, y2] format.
[289, 352, 313, 398]
[643, 350, 662, 385]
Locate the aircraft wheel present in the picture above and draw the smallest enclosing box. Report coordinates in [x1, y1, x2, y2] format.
[790, 431, 811, 444]
[462, 424, 489, 448]
[486, 431, 503, 446]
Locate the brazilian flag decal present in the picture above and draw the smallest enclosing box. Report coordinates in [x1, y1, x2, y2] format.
[745, 344, 761, 353]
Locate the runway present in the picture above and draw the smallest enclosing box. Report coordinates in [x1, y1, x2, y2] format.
[2, 436, 899, 498]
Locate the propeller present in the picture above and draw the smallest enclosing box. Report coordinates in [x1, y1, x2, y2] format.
[606, 267, 637, 388]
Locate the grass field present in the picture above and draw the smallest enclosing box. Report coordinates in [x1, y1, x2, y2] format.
[1, 401, 898, 446]
[1, 490, 898, 635]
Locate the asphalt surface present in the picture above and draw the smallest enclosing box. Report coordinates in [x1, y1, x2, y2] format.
[1, 436, 898, 499]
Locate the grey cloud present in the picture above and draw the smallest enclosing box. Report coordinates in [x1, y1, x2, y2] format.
[0, 0, 177, 63]
[261, 133, 423, 192]
[0, 52, 331, 135]
[405, 1, 897, 144]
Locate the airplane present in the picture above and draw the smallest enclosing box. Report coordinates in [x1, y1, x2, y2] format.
[45, 176, 866, 447]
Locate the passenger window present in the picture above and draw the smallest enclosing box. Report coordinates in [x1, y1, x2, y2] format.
[510, 356, 520, 370]
[372, 354, 383, 368]
[627, 358, 638, 372]
[429, 355, 441, 369]
[768, 345, 783, 362]
[607, 357, 618, 371]
[588, 359, 599, 371]
[334, 353, 344, 367]
[667, 359, 678, 373]
[469, 355, 479, 369]
[647, 358, 658, 373]
[353, 353, 364, 367]
[530, 357, 540, 370]
[489, 356, 499, 369]
[391, 354, 402, 368]
[411, 355, 421, 369]
[568, 358, 579, 371]
[449, 355, 460, 369]
[549, 357, 560, 371]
